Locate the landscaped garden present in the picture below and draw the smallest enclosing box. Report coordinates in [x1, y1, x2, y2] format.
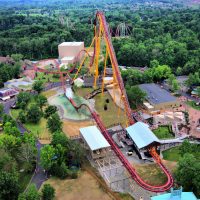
[153, 125, 174, 139]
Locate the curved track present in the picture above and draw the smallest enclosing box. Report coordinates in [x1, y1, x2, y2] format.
[33, 11, 174, 193]
[68, 96, 173, 192]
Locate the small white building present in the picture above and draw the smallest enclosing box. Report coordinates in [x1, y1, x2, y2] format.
[80, 126, 111, 159]
[58, 42, 84, 64]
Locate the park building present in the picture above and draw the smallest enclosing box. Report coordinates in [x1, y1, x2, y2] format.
[0, 88, 18, 101]
[151, 187, 198, 200]
[125, 122, 160, 159]
[80, 126, 111, 159]
[58, 42, 84, 65]
[139, 83, 180, 114]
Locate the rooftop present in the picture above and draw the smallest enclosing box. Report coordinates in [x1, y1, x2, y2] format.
[61, 56, 75, 61]
[139, 83, 177, 105]
[59, 42, 84, 47]
[80, 126, 110, 151]
[151, 188, 198, 200]
[126, 122, 159, 149]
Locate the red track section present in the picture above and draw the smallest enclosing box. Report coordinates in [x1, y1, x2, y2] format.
[96, 11, 134, 125]
[69, 98, 173, 192]
[69, 11, 173, 192]
[33, 11, 174, 192]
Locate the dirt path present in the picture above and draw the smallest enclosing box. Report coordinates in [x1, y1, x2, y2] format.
[63, 119, 95, 137]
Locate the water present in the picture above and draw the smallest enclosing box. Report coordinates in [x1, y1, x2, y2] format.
[50, 94, 91, 120]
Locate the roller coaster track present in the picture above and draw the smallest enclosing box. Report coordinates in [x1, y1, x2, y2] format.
[68, 11, 173, 192]
[33, 11, 174, 192]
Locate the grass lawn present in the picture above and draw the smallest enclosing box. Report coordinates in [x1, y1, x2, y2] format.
[162, 147, 181, 162]
[153, 126, 174, 139]
[41, 171, 114, 200]
[10, 109, 51, 141]
[35, 72, 60, 83]
[186, 100, 200, 110]
[41, 89, 57, 98]
[94, 92, 127, 127]
[133, 163, 168, 186]
[74, 87, 93, 98]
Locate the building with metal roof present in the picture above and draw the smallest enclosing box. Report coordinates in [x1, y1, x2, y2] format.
[139, 83, 180, 113]
[151, 188, 198, 200]
[80, 126, 111, 159]
[126, 122, 160, 150]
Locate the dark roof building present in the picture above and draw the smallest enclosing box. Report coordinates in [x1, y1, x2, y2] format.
[139, 83, 180, 112]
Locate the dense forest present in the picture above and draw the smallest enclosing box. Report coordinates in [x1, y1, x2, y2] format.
[0, 1, 199, 75]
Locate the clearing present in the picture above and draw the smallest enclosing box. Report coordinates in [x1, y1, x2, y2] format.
[63, 119, 94, 138]
[133, 163, 167, 186]
[41, 171, 114, 200]
[153, 126, 174, 139]
[94, 92, 127, 127]
[41, 170, 134, 200]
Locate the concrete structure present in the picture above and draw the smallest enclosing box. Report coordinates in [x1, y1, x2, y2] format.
[139, 83, 180, 113]
[0, 88, 18, 101]
[4, 77, 34, 91]
[80, 126, 111, 159]
[126, 122, 160, 158]
[151, 187, 198, 200]
[58, 42, 84, 65]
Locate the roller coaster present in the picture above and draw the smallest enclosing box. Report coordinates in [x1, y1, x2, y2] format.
[34, 11, 174, 193]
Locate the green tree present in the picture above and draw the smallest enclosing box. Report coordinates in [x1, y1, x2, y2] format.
[0, 134, 20, 155]
[44, 105, 57, 118]
[27, 104, 42, 123]
[35, 95, 47, 110]
[152, 65, 172, 81]
[3, 122, 20, 137]
[176, 153, 200, 195]
[32, 80, 44, 93]
[40, 145, 56, 170]
[18, 111, 26, 123]
[0, 170, 19, 200]
[51, 131, 69, 147]
[126, 85, 146, 108]
[42, 184, 55, 200]
[196, 87, 200, 98]
[11, 54, 23, 62]
[26, 184, 40, 200]
[179, 140, 192, 156]
[0, 103, 3, 117]
[16, 92, 31, 109]
[47, 113, 62, 133]
[17, 143, 37, 172]
[171, 79, 180, 92]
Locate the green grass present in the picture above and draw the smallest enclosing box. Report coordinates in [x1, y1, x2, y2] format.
[11, 108, 50, 140]
[134, 163, 167, 186]
[162, 147, 181, 162]
[153, 126, 174, 139]
[186, 101, 200, 110]
[94, 92, 127, 127]
[35, 72, 60, 83]
[74, 87, 93, 97]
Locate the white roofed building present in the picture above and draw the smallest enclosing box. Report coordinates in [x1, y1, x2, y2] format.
[80, 126, 111, 159]
[58, 42, 84, 65]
